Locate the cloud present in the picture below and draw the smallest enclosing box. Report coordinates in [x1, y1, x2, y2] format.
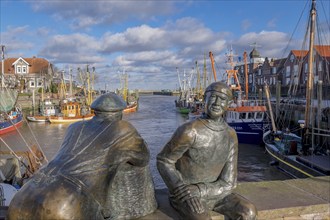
[267, 18, 277, 29]
[1, 26, 34, 53]
[30, 1, 176, 29]
[38, 33, 104, 64]
[236, 31, 294, 58]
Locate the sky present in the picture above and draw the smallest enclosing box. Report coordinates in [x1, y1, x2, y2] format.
[1, 0, 329, 91]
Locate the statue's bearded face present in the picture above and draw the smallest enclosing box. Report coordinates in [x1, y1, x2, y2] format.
[204, 91, 230, 119]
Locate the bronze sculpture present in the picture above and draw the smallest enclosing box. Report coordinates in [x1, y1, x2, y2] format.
[7, 93, 157, 220]
[157, 81, 257, 220]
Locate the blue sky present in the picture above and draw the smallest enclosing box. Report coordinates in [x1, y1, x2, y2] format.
[1, 0, 329, 91]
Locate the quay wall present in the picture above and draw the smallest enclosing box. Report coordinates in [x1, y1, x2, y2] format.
[141, 176, 330, 220]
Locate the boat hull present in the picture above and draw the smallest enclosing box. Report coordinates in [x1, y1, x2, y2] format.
[48, 114, 94, 123]
[0, 114, 23, 135]
[26, 115, 49, 122]
[176, 107, 190, 114]
[228, 121, 265, 145]
[123, 103, 138, 113]
[263, 131, 329, 178]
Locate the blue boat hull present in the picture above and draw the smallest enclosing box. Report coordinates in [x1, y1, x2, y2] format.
[0, 113, 23, 135]
[228, 121, 265, 145]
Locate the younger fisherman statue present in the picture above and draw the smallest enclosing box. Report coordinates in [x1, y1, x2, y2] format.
[157, 81, 257, 220]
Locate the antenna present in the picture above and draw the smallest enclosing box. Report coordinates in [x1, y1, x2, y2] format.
[249, 42, 262, 49]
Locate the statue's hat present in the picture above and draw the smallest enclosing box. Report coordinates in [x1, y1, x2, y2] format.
[204, 81, 233, 99]
[91, 92, 127, 112]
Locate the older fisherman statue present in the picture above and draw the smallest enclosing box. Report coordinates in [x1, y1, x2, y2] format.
[7, 93, 157, 220]
[157, 81, 257, 220]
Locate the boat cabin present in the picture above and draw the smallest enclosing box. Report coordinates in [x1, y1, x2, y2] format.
[60, 102, 81, 117]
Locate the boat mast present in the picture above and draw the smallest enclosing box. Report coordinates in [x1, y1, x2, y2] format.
[243, 51, 249, 99]
[1, 45, 5, 88]
[203, 53, 207, 89]
[304, 0, 316, 141]
[209, 51, 217, 82]
[225, 46, 241, 91]
[195, 61, 202, 99]
[265, 83, 277, 133]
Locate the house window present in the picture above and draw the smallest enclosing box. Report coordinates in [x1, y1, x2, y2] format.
[17, 66, 21, 73]
[318, 61, 323, 71]
[286, 66, 290, 77]
[37, 78, 43, 87]
[22, 66, 27, 73]
[272, 67, 276, 74]
[286, 77, 290, 85]
[294, 76, 299, 85]
[304, 63, 308, 73]
[258, 69, 261, 76]
[293, 65, 298, 77]
[30, 79, 35, 87]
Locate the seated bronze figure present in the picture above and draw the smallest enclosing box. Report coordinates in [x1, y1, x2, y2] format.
[7, 93, 157, 220]
[157, 82, 257, 220]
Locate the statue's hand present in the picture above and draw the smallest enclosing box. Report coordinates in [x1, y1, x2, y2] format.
[173, 184, 201, 202]
[173, 185, 205, 213]
[186, 197, 205, 214]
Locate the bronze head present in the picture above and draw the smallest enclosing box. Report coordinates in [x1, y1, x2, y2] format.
[204, 81, 233, 120]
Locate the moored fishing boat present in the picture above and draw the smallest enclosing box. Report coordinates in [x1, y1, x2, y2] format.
[120, 70, 139, 113]
[0, 46, 23, 135]
[26, 99, 60, 122]
[0, 110, 23, 135]
[123, 101, 138, 113]
[263, 0, 330, 178]
[48, 101, 94, 123]
[175, 67, 196, 114]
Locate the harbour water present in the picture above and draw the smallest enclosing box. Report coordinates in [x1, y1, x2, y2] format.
[0, 95, 291, 189]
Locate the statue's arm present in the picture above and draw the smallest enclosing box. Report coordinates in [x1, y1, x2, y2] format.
[157, 125, 194, 192]
[107, 121, 150, 167]
[197, 130, 238, 199]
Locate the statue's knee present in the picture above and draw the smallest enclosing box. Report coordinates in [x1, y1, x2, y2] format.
[242, 203, 257, 220]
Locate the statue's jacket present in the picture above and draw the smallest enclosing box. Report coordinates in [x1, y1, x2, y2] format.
[7, 117, 157, 220]
[157, 117, 238, 209]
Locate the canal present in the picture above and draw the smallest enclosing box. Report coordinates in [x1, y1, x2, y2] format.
[0, 95, 292, 189]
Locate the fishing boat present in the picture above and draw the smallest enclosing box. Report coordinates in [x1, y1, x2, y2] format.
[48, 65, 96, 123]
[0, 109, 23, 135]
[48, 100, 94, 123]
[123, 101, 138, 113]
[0, 46, 23, 135]
[263, 0, 330, 178]
[175, 67, 195, 114]
[120, 70, 139, 113]
[26, 98, 60, 122]
[209, 50, 270, 145]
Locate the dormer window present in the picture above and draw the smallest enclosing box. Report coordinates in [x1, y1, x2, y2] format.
[13, 57, 29, 75]
[290, 54, 294, 63]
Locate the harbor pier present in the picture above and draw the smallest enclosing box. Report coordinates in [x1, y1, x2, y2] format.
[140, 176, 330, 220]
